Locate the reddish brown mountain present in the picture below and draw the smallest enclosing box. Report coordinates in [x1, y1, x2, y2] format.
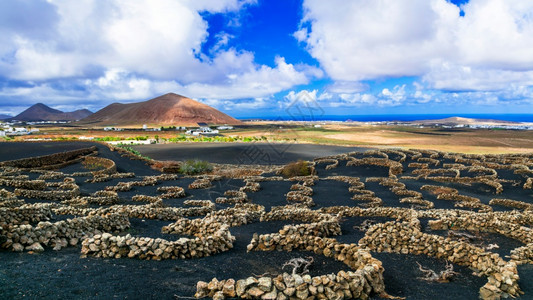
[78, 93, 242, 126]
[12, 103, 92, 121]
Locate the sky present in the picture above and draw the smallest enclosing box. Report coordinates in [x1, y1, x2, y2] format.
[1, 0, 533, 118]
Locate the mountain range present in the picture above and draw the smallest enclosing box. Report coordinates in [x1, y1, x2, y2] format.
[12, 103, 93, 122]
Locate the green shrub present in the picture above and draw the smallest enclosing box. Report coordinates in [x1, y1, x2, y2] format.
[179, 159, 213, 175]
[280, 160, 312, 178]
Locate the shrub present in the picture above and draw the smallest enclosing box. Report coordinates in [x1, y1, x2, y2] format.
[280, 160, 312, 178]
[179, 159, 213, 175]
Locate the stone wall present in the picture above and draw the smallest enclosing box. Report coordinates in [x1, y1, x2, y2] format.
[83, 156, 117, 175]
[360, 218, 522, 299]
[0, 146, 97, 169]
[1, 213, 129, 252]
[196, 268, 384, 300]
[82, 215, 235, 260]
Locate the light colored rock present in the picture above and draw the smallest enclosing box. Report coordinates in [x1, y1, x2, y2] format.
[258, 277, 272, 291]
[222, 279, 236, 297]
[247, 287, 265, 297]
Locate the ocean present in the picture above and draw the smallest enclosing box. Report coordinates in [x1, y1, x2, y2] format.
[239, 114, 533, 123]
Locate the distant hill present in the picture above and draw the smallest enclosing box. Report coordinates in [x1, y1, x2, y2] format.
[0, 114, 12, 120]
[78, 93, 242, 126]
[12, 103, 93, 121]
[410, 116, 519, 126]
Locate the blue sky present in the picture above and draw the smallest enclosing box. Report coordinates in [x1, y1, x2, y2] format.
[1, 0, 533, 118]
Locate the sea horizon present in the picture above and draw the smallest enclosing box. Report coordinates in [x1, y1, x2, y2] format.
[237, 113, 533, 123]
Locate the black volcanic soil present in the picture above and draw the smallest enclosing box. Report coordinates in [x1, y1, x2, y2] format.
[0, 142, 532, 299]
[131, 142, 366, 165]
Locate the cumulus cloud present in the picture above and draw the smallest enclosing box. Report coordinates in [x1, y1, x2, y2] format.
[299, 0, 533, 92]
[0, 0, 318, 113]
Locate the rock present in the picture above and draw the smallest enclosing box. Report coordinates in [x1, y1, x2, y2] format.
[284, 287, 296, 296]
[213, 291, 225, 300]
[245, 276, 258, 287]
[261, 288, 277, 300]
[89, 243, 98, 252]
[195, 281, 209, 298]
[293, 274, 303, 286]
[258, 277, 272, 291]
[27, 242, 44, 252]
[222, 279, 236, 297]
[208, 278, 219, 291]
[12, 243, 24, 252]
[247, 287, 265, 297]
[296, 288, 309, 299]
[236, 280, 247, 296]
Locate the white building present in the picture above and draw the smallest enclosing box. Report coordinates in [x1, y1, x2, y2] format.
[0, 131, 5, 137]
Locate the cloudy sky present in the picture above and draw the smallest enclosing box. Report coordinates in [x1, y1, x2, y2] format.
[1, 0, 533, 118]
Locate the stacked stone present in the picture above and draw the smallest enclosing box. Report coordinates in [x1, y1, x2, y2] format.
[359, 218, 521, 299]
[399, 197, 434, 209]
[333, 177, 381, 208]
[510, 243, 533, 265]
[157, 186, 186, 198]
[0, 204, 53, 226]
[61, 197, 89, 207]
[184, 200, 214, 207]
[72, 171, 94, 177]
[0, 146, 97, 169]
[0, 178, 46, 190]
[429, 216, 532, 244]
[37, 171, 65, 180]
[132, 195, 162, 203]
[196, 269, 384, 300]
[105, 174, 174, 191]
[347, 157, 403, 176]
[206, 203, 265, 227]
[240, 181, 261, 192]
[363, 149, 389, 159]
[287, 175, 318, 186]
[417, 157, 440, 166]
[381, 149, 407, 162]
[243, 175, 283, 182]
[468, 165, 498, 178]
[413, 168, 461, 178]
[2, 213, 129, 252]
[436, 192, 492, 213]
[315, 158, 340, 170]
[443, 163, 468, 170]
[83, 216, 235, 260]
[83, 156, 117, 175]
[14, 185, 80, 201]
[0, 189, 22, 207]
[489, 198, 533, 211]
[189, 178, 213, 189]
[408, 162, 429, 169]
[86, 172, 135, 183]
[524, 177, 533, 189]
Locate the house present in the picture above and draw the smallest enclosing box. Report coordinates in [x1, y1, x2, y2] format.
[0, 130, 5, 137]
[186, 122, 219, 136]
[217, 125, 233, 130]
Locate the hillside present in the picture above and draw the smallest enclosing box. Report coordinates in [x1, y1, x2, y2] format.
[410, 116, 519, 126]
[78, 93, 242, 126]
[12, 103, 92, 121]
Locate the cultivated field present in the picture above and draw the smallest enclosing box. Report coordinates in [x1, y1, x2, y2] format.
[10, 122, 533, 154]
[0, 142, 532, 299]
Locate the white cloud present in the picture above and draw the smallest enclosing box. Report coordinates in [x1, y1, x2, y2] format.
[0, 0, 318, 112]
[299, 0, 533, 91]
